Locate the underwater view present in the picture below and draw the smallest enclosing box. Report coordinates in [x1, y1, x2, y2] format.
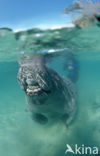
[0, 0, 100, 156]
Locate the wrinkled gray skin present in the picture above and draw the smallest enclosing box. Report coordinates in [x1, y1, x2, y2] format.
[17, 55, 76, 125]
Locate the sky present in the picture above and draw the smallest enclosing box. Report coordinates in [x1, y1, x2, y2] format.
[0, 0, 74, 30]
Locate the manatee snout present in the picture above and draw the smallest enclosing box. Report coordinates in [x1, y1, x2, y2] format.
[18, 63, 53, 98]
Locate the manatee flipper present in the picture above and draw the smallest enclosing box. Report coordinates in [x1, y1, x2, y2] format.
[64, 53, 80, 83]
[62, 113, 75, 127]
[31, 113, 48, 124]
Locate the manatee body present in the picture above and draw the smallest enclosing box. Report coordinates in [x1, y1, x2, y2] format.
[17, 55, 76, 125]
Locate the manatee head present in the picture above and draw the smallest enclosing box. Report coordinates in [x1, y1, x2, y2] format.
[17, 55, 54, 105]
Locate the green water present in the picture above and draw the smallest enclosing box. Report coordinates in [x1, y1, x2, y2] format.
[0, 25, 100, 156]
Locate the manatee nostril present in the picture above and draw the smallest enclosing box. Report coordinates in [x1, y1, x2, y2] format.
[33, 82, 39, 86]
[26, 78, 39, 86]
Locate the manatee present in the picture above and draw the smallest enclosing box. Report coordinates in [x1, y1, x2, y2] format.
[17, 54, 76, 125]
